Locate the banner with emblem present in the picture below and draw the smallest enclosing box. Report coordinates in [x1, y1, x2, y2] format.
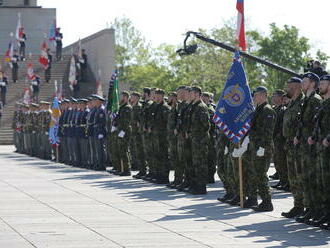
[213, 51, 254, 143]
[49, 97, 61, 145]
[107, 69, 119, 115]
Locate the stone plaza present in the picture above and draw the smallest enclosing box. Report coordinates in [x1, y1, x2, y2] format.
[0, 146, 329, 248]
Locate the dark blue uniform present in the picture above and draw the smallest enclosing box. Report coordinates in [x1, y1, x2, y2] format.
[93, 105, 107, 170]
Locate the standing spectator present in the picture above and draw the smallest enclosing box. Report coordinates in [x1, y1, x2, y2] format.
[45, 48, 52, 83]
[30, 75, 40, 103]
[55, 27, 63, 61]
[19, 28, 27, 61]
[0, 100, 3, 127]
[0, 72, 8, 105]
[79, 49, 88, 82]
[11, 49, 19, 83]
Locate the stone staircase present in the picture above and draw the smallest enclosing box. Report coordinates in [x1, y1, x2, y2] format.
[0, 53, 98, 145]
[0, 54, 70, 145]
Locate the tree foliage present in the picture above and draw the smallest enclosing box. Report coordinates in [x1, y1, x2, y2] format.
[111, 17, 329, 96]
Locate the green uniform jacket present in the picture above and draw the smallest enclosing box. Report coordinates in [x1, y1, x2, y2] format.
[273, 105, 286, 145]
[297, 91, 322, 141]
[117, 103, 132, 137]
[283, 93, 305, 140]
[314, 98, 330, 142]
[190, 100, 210, 138]
[152, 101, 170, 135]
[249, 102, 276, 149]
[131, 103, 142, 136]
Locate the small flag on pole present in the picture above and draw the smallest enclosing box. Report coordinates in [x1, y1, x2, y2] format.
[15, 13, 24, 44]
[4, 41, 13, 63]
[39, 41, 49, 69]
[213, 51, 254, 143]
[27, 63, 35, 80]
[49, 97, 61, 146]
[68, 56, 77, 91]
[107, 70, 120, 117]
[236, 0, 246, 51]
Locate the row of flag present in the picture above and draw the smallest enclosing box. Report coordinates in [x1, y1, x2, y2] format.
[3, 13, 56, 68]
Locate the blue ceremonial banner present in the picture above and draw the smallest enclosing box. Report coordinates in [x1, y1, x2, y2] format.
[213, 51, 254, 143]
[49, 97, 61, 145]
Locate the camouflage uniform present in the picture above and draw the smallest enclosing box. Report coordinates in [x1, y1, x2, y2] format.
[189, 100, 210, 192]
[131, 102, 145, 175]
[152, 100, 170, 182]
[112, 103, 132, 173]
[206, 103, 217, 183]
[273, 104, 288, 186]
[247, 102, 275, 203]
[167, 102, 181, 184]
[217, 132, 235, 197]
[313, 98, 330, 219]
[297, 91, 322, 213]
[283, 92, 305, 209]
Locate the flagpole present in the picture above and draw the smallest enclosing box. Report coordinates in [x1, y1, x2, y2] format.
[56, 145, 59, 163]
[238, 144, 244, 208]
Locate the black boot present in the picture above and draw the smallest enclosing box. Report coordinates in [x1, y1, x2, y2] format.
[243, 198, 258, 208]
[228, 195, 240, 205]
[253, 200, 274, 212]
[311, 214, 329, 227]
[281, 207, 304, 219]
[188, 184, 207, 195]
[217, 193, 233, 203]
[295, 208, 311, 223]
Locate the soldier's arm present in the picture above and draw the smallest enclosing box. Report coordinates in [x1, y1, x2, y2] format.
[119, 107, 132, 133]
[260, 108, 276, 148]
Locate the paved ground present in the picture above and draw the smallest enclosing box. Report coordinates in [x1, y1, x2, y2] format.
[0, 146, 329, 248]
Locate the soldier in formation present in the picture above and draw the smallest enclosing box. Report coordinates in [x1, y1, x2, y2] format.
[12, 73, 330, 228]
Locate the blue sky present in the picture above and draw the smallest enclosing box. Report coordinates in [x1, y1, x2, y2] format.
[40, 0, 330, 60]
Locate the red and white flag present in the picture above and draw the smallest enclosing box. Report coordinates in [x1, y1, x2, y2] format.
[236, 0, 246, 51]
[39, 41, 49, 69]
[15, 13, 24, 43]
[4, 40, 14, 63]
[68, 56, 77, 91]
[27, 63, 35, 80]
[23, 88, 31, 105]
[96, 69, 103, 96]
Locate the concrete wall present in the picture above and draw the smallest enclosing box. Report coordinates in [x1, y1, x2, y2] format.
[0, 7, 56, 54]
[63, 29, 116, 95]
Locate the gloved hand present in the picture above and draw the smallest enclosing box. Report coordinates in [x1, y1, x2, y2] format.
[241, 135, 250, 149]
[45, 132, 49, 135]
[224, 146, 228, 155]
[232, 148, 245, 158]
[256, 147, 265, 157]
[118, 130, 125, 138]
[111, 126, 117, 133]
[98, 134, 104, 139]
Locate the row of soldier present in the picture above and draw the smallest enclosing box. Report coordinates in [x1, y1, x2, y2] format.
[12, 72, 330, 229]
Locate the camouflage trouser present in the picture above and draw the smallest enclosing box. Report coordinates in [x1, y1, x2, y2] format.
[154, 133, 169, 180]
[300, 143, 318, 210]
[130, 133, 138, 170]
[177, 134, 188, 182]
[118, 136, 131, 172]
[184, 137, 193, 185]
[207, 137, 217, 181]
[286, 142, 304, 208]
[216, 139, 233, 195]
[144, 132, 156, 174]
[247, 144, 272, 202]
[169, 136, 182, 184]
[191, 136, 209, 187]
[273, 141, 288, 184]
[133, 133, 146, 174]
[109, 132, 118, 170]
[319, 145, 330, 215]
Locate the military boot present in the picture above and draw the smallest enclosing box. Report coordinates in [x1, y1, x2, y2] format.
[217, 193, 234, 203]
[243, 198, 258, 208]
[311, 214, 329, 227]
[253, 200, 274, 212]
[188, 184, 207, 195]
[281, 207, 304, 218]
[228, 195, 240, 205]
[295, 208, 312, 223]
